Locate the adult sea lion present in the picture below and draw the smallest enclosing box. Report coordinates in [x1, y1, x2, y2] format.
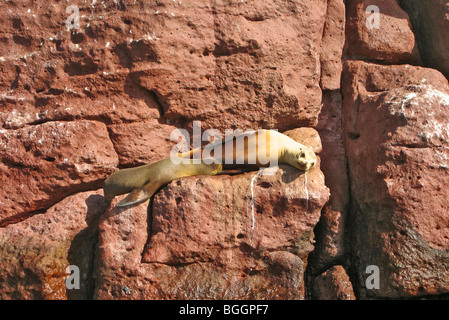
[103, 129, 316, 207]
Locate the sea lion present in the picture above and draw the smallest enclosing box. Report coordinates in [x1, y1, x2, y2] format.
[104, 129, 317, 207]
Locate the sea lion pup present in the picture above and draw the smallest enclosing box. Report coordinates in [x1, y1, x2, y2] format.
[103, 129, 317, 207]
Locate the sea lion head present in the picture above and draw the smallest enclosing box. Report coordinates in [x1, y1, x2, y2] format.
[285, 146, 317, 172]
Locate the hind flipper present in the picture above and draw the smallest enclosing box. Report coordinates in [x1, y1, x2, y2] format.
[116, 187, 148, 207]
[116, 181, 156, 207]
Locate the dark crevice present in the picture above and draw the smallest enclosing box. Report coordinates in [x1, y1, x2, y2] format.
[140, 197, 154, 264]
[0, 181, 106, 228]
[0, 208, 46, 228]
[243, 14, 266, 22]
[67, 193, 109, 300]
[305, 0, 356, 295]
[143, 87, 166, 118]
[123, 73, 168, 121]
[1, 158, 27, 169]
[64, 59, 99, 76]
[10, 66, 20, 90]
[144, 260, 207, 268]
[347, 132, 360, 140]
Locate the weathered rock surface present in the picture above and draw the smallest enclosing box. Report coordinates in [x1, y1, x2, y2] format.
[95, 160, 329, 299]
[399, 0, 449, 78]
[0, 0, 330, 216]
[320, 0, 345, 90]
[0, 0, 332, 300]
[0, 120, 117, 226]
[345, 0, 421, 64]
[342, 60, 449, 298]
[107, 119, 177, 167]
[343, 82, 449, 297]
[313, 265, 355, 300]
[342, 61, 449, 99]
[0, 190, 106, 300]
[310, 206, 346, 271]
[316, 91, 349, 214]
[283, 127, 322, 154]
[307, 91, 348, 273]
[156, 0, 327, 131]
[0, 0, 328, 156]
[2, 0, 449, 301]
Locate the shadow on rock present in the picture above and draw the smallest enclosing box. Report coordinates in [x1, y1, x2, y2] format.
[66, 194, 109, 300]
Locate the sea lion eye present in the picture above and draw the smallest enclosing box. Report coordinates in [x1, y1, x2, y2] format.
[299, 152, 306, 158]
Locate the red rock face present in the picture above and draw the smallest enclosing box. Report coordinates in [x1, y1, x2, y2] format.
[313, 265, 355, 300]
[320, 0, 346, 90]
[399, 0, 449, 78]
[96, 163, 329, 299]
[1, 0, 449, 300]
[343, 63, 449, 297]
[140, 0, 328, 131]
[0, 190, 106, 300]
[0, 120, 117, 226]
[345, 0, 421, 64]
